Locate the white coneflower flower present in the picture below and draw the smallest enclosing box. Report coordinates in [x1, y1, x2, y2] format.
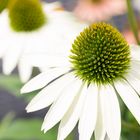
[21, 23, 140, 140]
[0, 0, 46, 82]
[0, 0, 85, 82]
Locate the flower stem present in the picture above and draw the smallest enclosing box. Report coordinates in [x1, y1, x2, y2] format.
[126, 0, 140, 45]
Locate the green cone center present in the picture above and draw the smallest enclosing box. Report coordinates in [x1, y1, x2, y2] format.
[9, 0, 46, 32]
[0, 0, 9, 13]
[70, 23, 130, 85]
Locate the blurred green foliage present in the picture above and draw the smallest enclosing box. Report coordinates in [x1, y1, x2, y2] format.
[0, 74, 37, 101]
[0, 74, 22, 97]
[0, 113, 57, 140]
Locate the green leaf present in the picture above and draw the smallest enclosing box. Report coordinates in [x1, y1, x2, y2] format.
[0, 116, 57, 140]
[0, 112, 15, 133]
[0, 74, 37, 101]
[0, 74, 22, 97]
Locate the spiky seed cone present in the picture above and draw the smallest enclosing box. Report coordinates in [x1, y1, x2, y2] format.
[9, 0, 46, 32]
[70, 23, 130, 85]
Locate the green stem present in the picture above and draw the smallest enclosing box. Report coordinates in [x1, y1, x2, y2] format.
[126, 0, 140, 45]
[122, 120, 140, 133]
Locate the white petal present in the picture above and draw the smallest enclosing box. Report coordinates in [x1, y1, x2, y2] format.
[21, 67, 70, 93]
[100, 85, 121, 140]
[26, 73, 75, 112]
[78, 85, 98, 140]
[130, 45, 140, 61]
[115, 80, 140, 125]
[25, 54, 70, 68]
[58, 84, 86, 140]
[0, 11, 13, 39]
[130, 60, 140, 76]
[43, 2, 63, 13]
[0, 42, 7, 58]
[126, 70, 140, 96]
[41, 79, 82, 133]
[95, 90, 106, 140]
[39, 66, 52, 72]
[3, 45, 22, 75]
[18, 57, 33, 83]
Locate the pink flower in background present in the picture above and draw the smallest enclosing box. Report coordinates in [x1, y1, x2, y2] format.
[122, 18, 140, 44]
[74, 0, 126, 22]
[123, 30, 140, 44]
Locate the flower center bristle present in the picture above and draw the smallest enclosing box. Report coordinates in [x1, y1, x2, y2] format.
[8, 0, 46, 32]
[0, 0, 9, 13]
[70, 23, 130, 85]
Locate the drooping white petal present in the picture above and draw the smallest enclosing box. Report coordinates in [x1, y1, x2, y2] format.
[95, 90, 106, 140]
[58, 84, 86, 140]
[21, 67, 70, 93]
[130, 45, 140, 61]
[2, 44, 22, 75]
[18, 57, 33, 83]
[0, 11, 12, 38]
[126, 70, 140, 96]
[26, 73, 75, 112]
[41, 79, 82, 133]
[24, 53, 71, 68]
[39, 66, 54, 72]
[130, 60, 140, 76]
[78, 85, 98, 140]
[100, 85, 121, 140]
[115, 80, 140, 125]
[0, 41, 7, 58]
[43, 2, 63, 13]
